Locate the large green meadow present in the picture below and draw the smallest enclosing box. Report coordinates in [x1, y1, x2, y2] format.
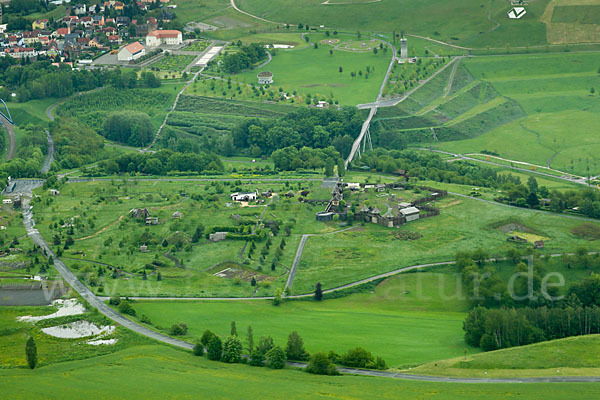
[5, 343, 600, 400]
[126, 270, 475, 368]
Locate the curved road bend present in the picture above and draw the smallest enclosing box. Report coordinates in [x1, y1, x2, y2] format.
[1, 113, 16, 160]
[21, 196, 600, 382]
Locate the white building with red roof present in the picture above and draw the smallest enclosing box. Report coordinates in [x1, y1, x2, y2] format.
[145, 30, 182, 47]
[118, 41, 145, 61]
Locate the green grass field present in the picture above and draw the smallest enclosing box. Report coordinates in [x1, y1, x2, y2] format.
[5, 344, 600, 399]
[217, 32, 392, 105]
[126, 269, 476, 368]
[409, 335, 600, 378]
[292, 194, 600, 294]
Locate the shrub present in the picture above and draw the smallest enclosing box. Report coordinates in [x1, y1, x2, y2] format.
[306, 352, 339, 375]
[207, 336, 223, 361]
[222, 336, 243, 363]
[340, 347, 373, 368]
[201, 330, 217, 347]
[248, 350, 265, 366]
[140, 314, 152, 324]
[118, 301, 136, 316]
[266, 346, 286, 369]
[170, 323, 188, 336]
[193, 342, 204, 356]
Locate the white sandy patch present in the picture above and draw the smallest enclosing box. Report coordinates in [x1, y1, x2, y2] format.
[87, 339, 118, 346]
[18, 298, 86, 323]
[42, 320, 115, 339]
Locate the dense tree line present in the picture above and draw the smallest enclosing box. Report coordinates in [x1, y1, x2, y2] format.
[222, 44, 268, 74]
[0, 60, 161, 102]
[464, 303, 600, 351]
[232, 107, 362, 157]
[101, 149, 224, 175]
[0, 124, 46, 178]
[272, 146, 341, 173]
[103, 111, 154, 147]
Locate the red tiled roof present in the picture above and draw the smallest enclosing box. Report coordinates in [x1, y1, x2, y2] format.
[147, 29, 181, 38]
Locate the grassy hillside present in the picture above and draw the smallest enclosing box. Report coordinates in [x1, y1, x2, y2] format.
[408, 335, 600, 378]
[4, 344, 600, 399]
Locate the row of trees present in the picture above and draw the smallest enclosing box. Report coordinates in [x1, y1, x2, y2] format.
[190, 323, 386, 375]
[464, 303, 600, 351]
[101, 149, 225, 175]
[232, 107, 362, 157]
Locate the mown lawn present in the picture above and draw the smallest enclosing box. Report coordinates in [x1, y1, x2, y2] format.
[129, 273, 474, 368]
[3, 344, 600, 399]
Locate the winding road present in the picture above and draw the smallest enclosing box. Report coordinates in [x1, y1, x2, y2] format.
[18, 187, 600, 383]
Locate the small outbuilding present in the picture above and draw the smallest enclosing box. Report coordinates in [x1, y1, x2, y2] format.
[209, 232, 227, 242]
[172, 211, 182, 219]
[400, 206, 420, 222]
[49, 189, 60, 196]
[145, 217, 159, 225]
[257, 71, 273, 84]
[230, 191, 258, 202]
[316, 211, 334, 222]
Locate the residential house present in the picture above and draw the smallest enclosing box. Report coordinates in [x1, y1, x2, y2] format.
[54, 27, 71, 38]
[130, 208, 150, 218]
[93, 15, 105, 26]
[116, 16, 130, 27]
[71, 4, 87, 15]
[3, 47, 37, 59]
[33, 19, 49, 30]
[80, 16, 93, 27]
[108, 35, 121, 44]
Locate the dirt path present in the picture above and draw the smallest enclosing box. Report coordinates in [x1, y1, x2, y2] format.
[443, 56, 462, 97]
[76, 215, 124, 241]
[230, 0, 281, 24]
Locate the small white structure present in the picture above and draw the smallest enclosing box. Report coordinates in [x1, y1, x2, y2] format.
[346, 183, 361, 191]
[507, 7, 526, 19]
[316, 101, 329, 108]
[118, 42, 145, 61]
[399, 37, 408, 63]
[172, 211, 182, 219]
[49, 189, 60, 196]
[257, 71, 273, 85]
[146, 30, 182, 47]
[209, 232, 227, 242]
[2, 199, 12, 204]
[398, 202, 412, 208]
[400, 206, 420, 222]
[230, 191, 258, 202]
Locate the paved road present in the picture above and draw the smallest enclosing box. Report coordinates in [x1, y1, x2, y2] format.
[22, 197, 194, 350]
[21, 192, 600, 382]
[40, 130, 54, 174]
[1, 113, 16, 160]
[284, 234, 309, 294]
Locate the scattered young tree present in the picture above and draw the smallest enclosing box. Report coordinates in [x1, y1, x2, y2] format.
[26, 336, 37, 369]
[247, 325, 254, 353]
[314, 282, 323, 301]
[285, 331, 310, 361]
[201, 330, 217, 348]
[231, 321, 238, 337]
